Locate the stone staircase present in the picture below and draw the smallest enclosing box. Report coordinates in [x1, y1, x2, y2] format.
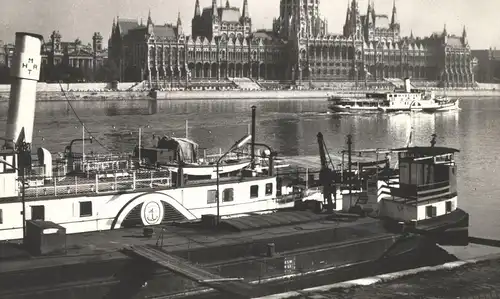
[229, 77, 263, 90]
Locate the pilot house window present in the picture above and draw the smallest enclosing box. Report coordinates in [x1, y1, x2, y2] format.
[223, 188, 234, 202]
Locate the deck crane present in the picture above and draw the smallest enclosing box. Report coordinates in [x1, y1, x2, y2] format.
[316, 132, 339, 213]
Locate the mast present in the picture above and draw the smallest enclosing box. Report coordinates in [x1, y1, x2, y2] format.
[139, 127, 142, 164]
[82, 124, 85, 164]
[347, 134, 353, 208]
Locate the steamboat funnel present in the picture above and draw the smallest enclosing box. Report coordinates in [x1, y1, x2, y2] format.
[4, 32, 43, 149]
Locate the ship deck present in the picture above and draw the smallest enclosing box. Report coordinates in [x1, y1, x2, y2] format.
[0, 210, 384, 273]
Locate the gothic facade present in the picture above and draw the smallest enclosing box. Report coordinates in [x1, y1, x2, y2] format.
[109, 0, 474, 87]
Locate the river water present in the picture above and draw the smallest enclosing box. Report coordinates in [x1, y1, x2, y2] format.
[0, 97, 499, 260]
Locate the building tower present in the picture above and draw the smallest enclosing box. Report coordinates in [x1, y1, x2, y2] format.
[390, 0, 400, 41]
[241, 0, 252, 35]
[177, 12, 184, 36]
[192, 0, 201, 37]
[49, 30, 62, 68]
[147, 9, 154, 34]
[462, 26, 468, 45]
[92, 32, 103, 76]
[364, 1, 374, 40]
[92, 32, 103, 52]
[343, 0, 362, 40]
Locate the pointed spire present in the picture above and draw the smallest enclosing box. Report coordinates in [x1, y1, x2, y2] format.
[410, 30, 414, 39]
[177, 11, 183, 35]
[212, 0, 217, 13]
[371, 0, 375, 23]
[442, 23, 447, 36]
[112, 17, 116, 32]
[391, 0, 398, 25]
[242, 0, 249, 19]
[225, 0, 230, 8]
[194, 0, 201, 16]
[366, 1, 373, 25]
[177, 11, 182, 26]
[351, 0, 359, 13]
[462, 25, 468, 44]
[345, 0, 351, 25]
[147, 9, 153, 26]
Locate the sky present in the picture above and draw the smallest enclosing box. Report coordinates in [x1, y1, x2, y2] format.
[0, 0, 499, 49]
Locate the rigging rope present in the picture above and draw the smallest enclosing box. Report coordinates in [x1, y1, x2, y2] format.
[58, 82, 111, 153]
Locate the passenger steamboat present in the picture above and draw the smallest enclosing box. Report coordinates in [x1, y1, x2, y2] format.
[0, 32, 469, 299]
[327, 78, 459, 113]
[0, 33, 299, 242]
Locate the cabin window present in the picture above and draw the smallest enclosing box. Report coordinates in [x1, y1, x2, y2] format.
[31, 205, 45, 221]
[207, 190, 217, 204]
[250, 185, 259, 198]
[265, 183, 273, 195]
[80, 201, 93, 217]
[445, 201, 452, 213]
[223, 188, 234, 202]
[0, 209, 2, 224]
[425, 205, 436, 218]
[0, 155, 15, 173]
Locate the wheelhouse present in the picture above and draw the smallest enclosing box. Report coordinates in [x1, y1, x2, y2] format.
[378, 146, 459, 222]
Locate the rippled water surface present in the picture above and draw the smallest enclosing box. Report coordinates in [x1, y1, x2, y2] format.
[0, 97, 499, 259]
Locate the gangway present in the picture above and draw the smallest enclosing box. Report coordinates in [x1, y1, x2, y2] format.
[123, 245, 256, 298]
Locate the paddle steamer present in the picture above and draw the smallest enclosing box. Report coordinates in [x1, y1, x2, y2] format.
[327, 78, 459, 113]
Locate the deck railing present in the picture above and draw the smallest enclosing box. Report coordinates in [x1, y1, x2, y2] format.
[387, 180, 455, 205]
[22, 170, 172, 199]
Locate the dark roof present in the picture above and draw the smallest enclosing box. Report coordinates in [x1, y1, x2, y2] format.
[152, 25, 177, 38]
[117, 19, 140, 36]
[392, 146, 460, 156]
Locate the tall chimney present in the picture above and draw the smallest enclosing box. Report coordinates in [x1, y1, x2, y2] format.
[4, 32, 43, 149]
[404, 77, 411, 93]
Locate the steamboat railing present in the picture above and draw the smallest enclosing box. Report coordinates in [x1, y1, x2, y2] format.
[20, 170, 172, 199]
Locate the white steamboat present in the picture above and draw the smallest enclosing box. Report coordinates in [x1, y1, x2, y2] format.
[0, 33, 296, 241]
[328, 78, 459, 113]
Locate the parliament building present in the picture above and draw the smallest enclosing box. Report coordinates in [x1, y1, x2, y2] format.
[108, 0, 474, 87]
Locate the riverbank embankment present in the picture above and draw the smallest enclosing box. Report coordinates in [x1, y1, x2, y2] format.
[0, 81, 500, 102]
[153, 88, 500, 100]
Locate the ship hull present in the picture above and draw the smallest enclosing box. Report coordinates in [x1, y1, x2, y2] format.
[0, 176, 288, 241]
[327, 97, 459, 114]
[0, 216, 458, 299]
